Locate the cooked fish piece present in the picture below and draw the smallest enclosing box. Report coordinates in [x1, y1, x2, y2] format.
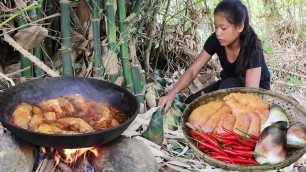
[225, 98, 251, 135]
[57, 117, 95, 133]
[28, 106, 44, 130]
[12, 103, 33, 129]
[255, 121, 287, 164]
[215, 113, 236, 134]
[188, 101, 224, 130]
[201, 105, 232, 133]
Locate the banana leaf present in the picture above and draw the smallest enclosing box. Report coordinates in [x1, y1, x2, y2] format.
[142, 107, 164, 145]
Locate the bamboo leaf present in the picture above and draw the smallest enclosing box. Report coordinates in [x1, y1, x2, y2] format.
[13, 26, 48, 50]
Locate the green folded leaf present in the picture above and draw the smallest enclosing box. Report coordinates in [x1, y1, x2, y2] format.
[142, 108, 164, 145]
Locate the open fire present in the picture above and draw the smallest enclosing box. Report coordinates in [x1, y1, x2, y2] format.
[36, 147, 99, 172]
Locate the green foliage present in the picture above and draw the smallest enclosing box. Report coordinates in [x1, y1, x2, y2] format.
[142, 108, 164, 145]
[287, 75, 299, 85]
[262, 40, 274, 54]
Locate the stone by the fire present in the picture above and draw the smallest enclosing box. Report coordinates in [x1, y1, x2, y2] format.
[0, 131, 37, 172]
[92, 136, 158, 172]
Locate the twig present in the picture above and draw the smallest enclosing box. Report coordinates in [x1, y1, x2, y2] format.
[272, 81, 306, 88]
[35, 157, 49, 172]
[269, 67, 306, 79]
[3, 33, 60, 77]
[0, 13, 61, 37]
[0, 72, 15, 86]
[0, 1, 39, 28]
[5, 66, 31, 77]
[57, 162, 73, 172]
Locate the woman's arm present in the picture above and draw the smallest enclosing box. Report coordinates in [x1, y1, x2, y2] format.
[158, 49, 212, 111]
[245, 67, 261, 88]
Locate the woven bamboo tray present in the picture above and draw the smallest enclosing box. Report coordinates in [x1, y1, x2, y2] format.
[181, 87, 306, 172]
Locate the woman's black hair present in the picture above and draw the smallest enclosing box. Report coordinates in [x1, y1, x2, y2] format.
[214, 0, 263, 77]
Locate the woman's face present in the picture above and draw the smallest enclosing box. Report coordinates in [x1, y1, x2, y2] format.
[214, 13, 244, 47]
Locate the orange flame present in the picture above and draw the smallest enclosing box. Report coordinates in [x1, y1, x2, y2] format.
[59, 147, 99, 165]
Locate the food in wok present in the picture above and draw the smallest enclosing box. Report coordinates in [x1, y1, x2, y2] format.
[11, 94, 127, 134]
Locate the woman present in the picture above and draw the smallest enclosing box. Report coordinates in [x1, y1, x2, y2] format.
[158, 0, 270, 111]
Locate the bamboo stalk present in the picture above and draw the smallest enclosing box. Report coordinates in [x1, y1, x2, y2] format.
[92, 0, 103, 77]
[153, 0, 171, 70]
[144, 10, 158, 74]
[118, 0, 134, 92]
[3, 33, 60, 77]
[84, 0, 93, 13]
[45, 0, 55, 58]
[60, 0, 73, 76]
[29, 0, 42, 76]
[105, 0, 118, 82]
[15, 6, 32, 77]
[131, 0, 143, 13]
[70, 6, 83, 34]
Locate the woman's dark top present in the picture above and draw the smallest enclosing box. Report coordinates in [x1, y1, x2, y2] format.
[204, 33, 270, 89]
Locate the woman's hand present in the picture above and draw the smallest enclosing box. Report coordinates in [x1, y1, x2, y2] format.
[158, 92, 175, 112]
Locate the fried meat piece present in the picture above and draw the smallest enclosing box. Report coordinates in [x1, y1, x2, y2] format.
[201, 105, 232, 133]
[225, 98, 252, 135]
[38, 98, 63, 115]
[57, 117, 95, 133]
[12, 103, 33, 129]
[188, 101, 224, 130]
[215, 113, 236, 134]
[28, 106, 44, 130]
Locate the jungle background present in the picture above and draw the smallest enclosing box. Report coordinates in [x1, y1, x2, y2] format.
[0, 0, 305, 171]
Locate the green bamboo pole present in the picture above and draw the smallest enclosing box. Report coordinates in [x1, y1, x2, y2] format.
[92, 0, 103, 77]
[70, 6, 83, 34]
[153, 0, 171, 70]
[106, 0, 118, 82]
[46, 0, 55, 58]
[132, 0, 143, 13]
[118, 0, 134, 93]
[60, 0, 73, 76]
[29, 0, 42, 76]
[16, 17, 32, 77]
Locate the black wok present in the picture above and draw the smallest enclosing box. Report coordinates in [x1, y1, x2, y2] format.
[0, 77, 139, 148]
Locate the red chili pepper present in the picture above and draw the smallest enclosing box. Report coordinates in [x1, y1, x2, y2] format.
[210, 154, 234, 163]
[215, 134, 238, 141]
[197, 141, 228, 157]
[223, 149, 261, 158]
[231, 157, 259, 165]
[190, 130, 219, 147]
[61, 106, 70, 114]
[221, 126, 238, 135]
[88, 108, 96, 118]
[208, 133, 237, 144]
[227, 145, 253, 151]
[51, 107, 60, 119]
[235, 127, 259, 141]
[237, 135, 257, 147]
